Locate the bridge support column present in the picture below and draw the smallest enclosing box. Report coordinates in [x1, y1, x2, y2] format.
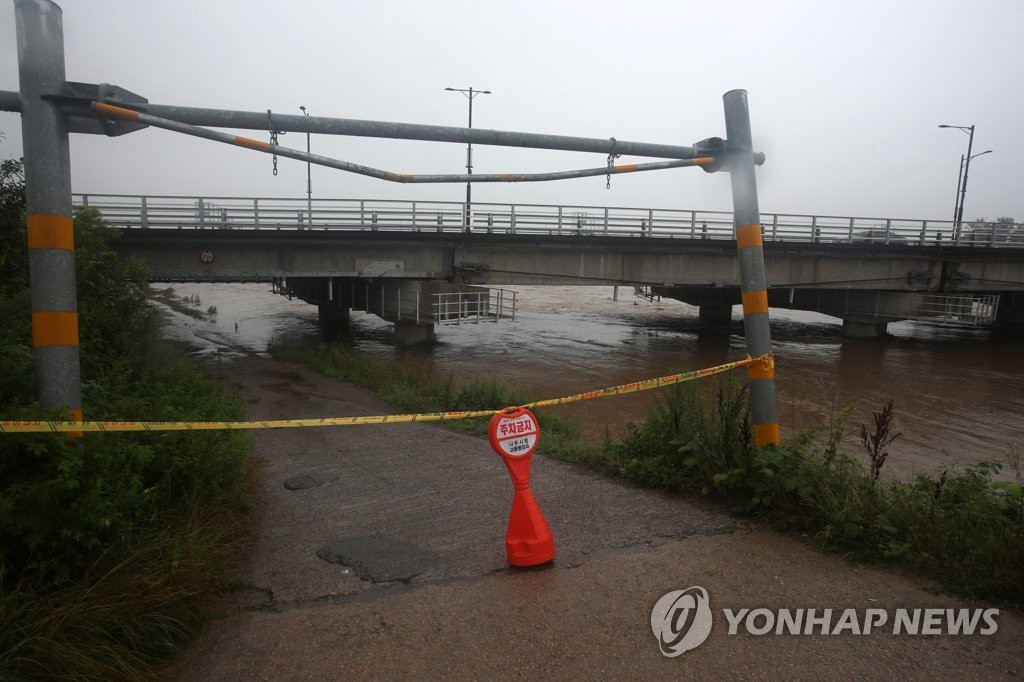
[318, 304, 350, 334]
[994, 292, 1024, 332]
[842, 319, 889, 339]
[395, 320, 435, 346]
[698, 303, 734, 331]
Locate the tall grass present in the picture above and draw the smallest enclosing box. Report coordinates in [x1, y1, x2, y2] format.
[1, 168, 254, 680]
[603, 379, 1024, 604]
[275, 338, 1024, 605]
[270, 339, 592, 457]
[0, 490, 249, 680]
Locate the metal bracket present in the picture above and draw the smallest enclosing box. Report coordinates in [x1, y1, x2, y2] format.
[46, 81, 149, 136]
[698, 136, 767, 173]
[693, 137, 726, 173]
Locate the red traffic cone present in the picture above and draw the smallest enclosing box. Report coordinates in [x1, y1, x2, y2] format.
[488, 407, 556, 567]
[505, 486, 555, 566]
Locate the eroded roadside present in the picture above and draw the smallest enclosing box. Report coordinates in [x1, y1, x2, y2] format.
[163, 354, 1023, 680]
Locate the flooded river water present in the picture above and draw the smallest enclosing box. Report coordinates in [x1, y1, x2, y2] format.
[155, 282, 1023, 480]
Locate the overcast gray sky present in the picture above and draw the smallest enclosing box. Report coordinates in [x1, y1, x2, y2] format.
[2, 0, 1023, 222]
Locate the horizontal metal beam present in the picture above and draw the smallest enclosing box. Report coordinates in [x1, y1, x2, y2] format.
[92, 102, 717, 183]
[0, 89, 21, 111]
[3, 86, 765, 164]
[139, 102, 720, 160]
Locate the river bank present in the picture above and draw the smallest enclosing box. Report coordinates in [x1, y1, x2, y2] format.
[162, 351, 1024, 680]
[152, 282, 1024, 482]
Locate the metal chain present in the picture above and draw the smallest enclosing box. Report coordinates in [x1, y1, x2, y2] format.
[606, 137, 620, 189]
[267, 109, 285, 176]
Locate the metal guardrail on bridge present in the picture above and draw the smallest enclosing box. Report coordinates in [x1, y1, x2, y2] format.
[75, 193, 1024, 248]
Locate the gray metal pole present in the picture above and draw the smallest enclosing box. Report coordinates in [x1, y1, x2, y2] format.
[466, 88, 473, 232]
[952, 154, 964, 223]
[955, 125, 975, 232]
[92, 102, 714, 183]
[722, 90, 779, 447]
[15, 0, 82, 425]
[300, 105, 312, 228]
[110, 102, 722, 161]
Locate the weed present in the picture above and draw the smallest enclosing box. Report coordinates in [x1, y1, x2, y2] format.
[860, 399, 902, 481]
[1, 162, 251, 679]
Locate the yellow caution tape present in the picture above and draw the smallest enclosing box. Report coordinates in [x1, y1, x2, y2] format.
[0, 355, 768, 434]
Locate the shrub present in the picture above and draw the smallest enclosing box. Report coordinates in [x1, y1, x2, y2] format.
[607, 378, 1024, 603]
[0, 158, 251, 676]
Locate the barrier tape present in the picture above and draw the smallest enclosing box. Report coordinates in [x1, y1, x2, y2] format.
[0, 355, 770, 434]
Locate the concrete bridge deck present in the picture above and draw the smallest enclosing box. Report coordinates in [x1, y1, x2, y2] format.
[88, 194, 1024, 341]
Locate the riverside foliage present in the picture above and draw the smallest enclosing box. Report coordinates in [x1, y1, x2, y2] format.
[0, 159, 251, 679]
[275, 336, 1024, 606]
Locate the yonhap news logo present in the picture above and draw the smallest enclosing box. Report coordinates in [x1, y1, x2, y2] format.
[650, 587, 714, 657]
[651, 587, 1000, 657]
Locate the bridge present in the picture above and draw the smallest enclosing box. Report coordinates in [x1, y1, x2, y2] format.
[87, 193, 1024, 343]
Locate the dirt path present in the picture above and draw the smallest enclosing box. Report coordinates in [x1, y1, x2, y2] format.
[163, 355, 1022, 680]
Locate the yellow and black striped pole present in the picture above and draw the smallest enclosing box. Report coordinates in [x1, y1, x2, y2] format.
[16, 0, 83, 429]
[723, 90, 780, 446]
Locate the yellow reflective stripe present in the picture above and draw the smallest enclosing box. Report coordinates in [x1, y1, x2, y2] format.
[235, 136, 269, 151]
[31, 311, 79, 347]
[747, 353, 775, 380]
[754, 423, 781, 447]
[741, 290, 769, 315]
[94, 101, 139, 120]
[27, 214, 74, 251]
[736, 223, 762, 250]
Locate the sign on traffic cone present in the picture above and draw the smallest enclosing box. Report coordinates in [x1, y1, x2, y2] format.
[488, 407, 556, 567]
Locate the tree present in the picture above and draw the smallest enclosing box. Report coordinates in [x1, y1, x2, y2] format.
[965, 216, 1020, 245]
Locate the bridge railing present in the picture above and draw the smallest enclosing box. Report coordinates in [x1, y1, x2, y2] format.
[74, 193, 1024, 248]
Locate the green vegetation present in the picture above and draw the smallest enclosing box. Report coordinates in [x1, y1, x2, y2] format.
[269, 339, 589, 457]
[0, 159, 251, 679]
[596, 379, 1023, 604]
[275, 337, 1024, 605]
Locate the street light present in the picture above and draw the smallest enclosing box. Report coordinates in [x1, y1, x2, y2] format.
[445, 86, 491, 232]
[938, 123, 985, 239]
[300, 105, 312, 229]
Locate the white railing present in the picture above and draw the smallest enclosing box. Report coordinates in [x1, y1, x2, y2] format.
[910, 294, 1001, 328]
[73, 193, 1024, 248]
[432, 289, 517, 325]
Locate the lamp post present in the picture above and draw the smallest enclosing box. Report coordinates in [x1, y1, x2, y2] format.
[445, 86, 491, 232]
[300, 105, 312, 228]
[938, 123, 980, 239]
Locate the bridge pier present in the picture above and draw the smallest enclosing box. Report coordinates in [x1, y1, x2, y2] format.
[698, 303, 735, 332]
[317, 304, 350, 335]
[994, 292, 1024, 332]
[841, 318, 889, 339]
[395, 320, 435, 346]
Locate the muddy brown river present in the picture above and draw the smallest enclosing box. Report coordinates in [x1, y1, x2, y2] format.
[155, 283, 1023, 480]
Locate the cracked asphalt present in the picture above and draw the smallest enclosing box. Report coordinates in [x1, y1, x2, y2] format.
[163, 355, 1023, 680]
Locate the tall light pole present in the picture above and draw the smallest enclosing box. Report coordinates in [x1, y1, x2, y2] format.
[445, 86, 491, 232]
[938, 123, 976, 239]
[300, 105, 312, 228]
